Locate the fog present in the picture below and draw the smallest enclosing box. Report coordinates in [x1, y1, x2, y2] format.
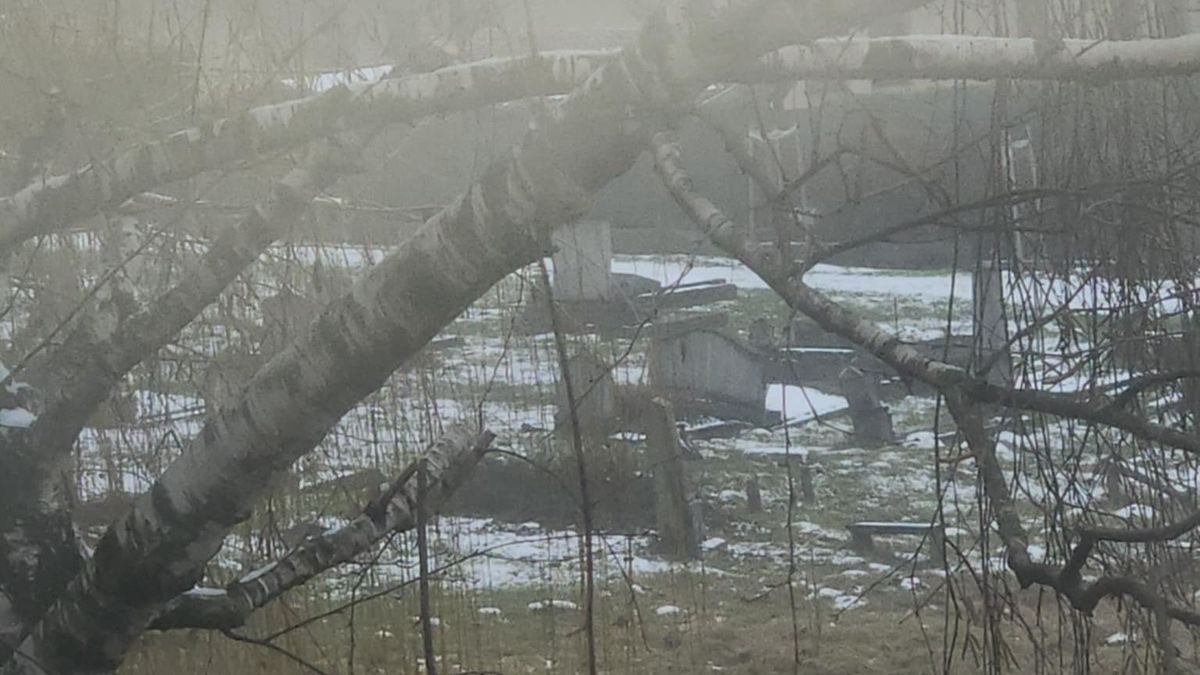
[3, 2, 1200, 673]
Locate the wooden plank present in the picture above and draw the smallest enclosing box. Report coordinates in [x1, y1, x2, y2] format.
[684, 419, 754, 441]
[670, 397, 779, 427]
[611, 312, 728, 340]
[637, 283, 737, 313]
[847, 521, 944, 562]
[849, 522, 936, 536]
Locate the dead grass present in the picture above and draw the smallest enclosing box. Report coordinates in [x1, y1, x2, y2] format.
[123, 566, 1148, 674]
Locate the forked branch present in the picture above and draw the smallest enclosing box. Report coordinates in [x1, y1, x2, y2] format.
[150, 428, 493, 631]
[650, 128, 1200, 656]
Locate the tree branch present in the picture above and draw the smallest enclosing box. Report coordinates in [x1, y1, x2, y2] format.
[0, 50, 616, 251]
[742, 33, 1200, 84]
[10, 31, 1198, 252]
[648, 129, 1200, 457]
[0, 140, 356, 656]
[149, 429, 493, 632]
[3, 3, 923, 672]
[24, 138, 356, 456]
[651, 128, 1200, 661]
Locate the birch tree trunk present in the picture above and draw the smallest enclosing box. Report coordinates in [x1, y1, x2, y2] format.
[151, 428, 493, 631]
[0, 51, 614, 251]
[747, 33, 1200, 83]
[1, 32, 1195, 254]
[0, 51, 613, 653]
[2, 2, 924, 673]
[0, 140, 349, 660]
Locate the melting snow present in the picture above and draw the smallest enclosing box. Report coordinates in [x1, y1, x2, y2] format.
[0, 407, 35, 428]
[528, 599, 578, 612]
[1113, 504, 1156, 520]
[609, 255, 969, 302]
[765, 385, 848, 423]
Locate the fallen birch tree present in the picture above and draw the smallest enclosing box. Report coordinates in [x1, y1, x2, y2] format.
[8, 0, 1200, 672]
[0, 1, 925, 672]
[7, 31, 1200, 250]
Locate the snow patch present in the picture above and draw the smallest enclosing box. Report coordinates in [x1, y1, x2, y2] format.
[0, 407, 35, 428]
[765, 385, 847, 423]
[528, 599, 578, 612]
[1113, 504, 1155, 520]
[1104, 632, 1130, 646]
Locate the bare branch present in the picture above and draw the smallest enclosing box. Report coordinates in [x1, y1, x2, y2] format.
[651, 127, 1200, 653]
[649, 129, 1200, 457]
[0, 50, 616, 250]
[743, 34, 1200, 84]
[0, 3, 934, 671]
[0, 141, 355, 651]
[150, 429, 493, 632]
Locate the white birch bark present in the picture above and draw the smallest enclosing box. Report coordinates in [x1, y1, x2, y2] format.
[1, 3, 924, 672]
[152, 428, 493, 631]
[0, 51, 615, 251]
[0, 140, 350, 663]
[6, 32, 1197, 253]
[653, 128, 1200, 648]
[747, 33, 1200, 84]
[649, 129, 1200, 455]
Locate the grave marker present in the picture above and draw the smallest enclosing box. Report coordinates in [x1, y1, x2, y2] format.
[555, 351, 619, 440]
[552, 220, 612, 302]
[650, 329, 768, 423]
[973, 261, 1011, 386]
[645, 397, 700, 559]
[839, 365, 895, 447]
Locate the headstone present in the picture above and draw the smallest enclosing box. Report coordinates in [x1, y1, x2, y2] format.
[551, 220, 612, 302]
[748, 318, 774, 351]
[555, 351, 619, 440]
[650, 329, 767, 421]
[1099, 455, 1126, 507]
[973, 262, 1011, 386]
[839, 365, 896, 447]
[644, 397, 700, 560]
[798, 461, 816, 504]
[746, 127, 786, 243]
[745, 476, 763, 514]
